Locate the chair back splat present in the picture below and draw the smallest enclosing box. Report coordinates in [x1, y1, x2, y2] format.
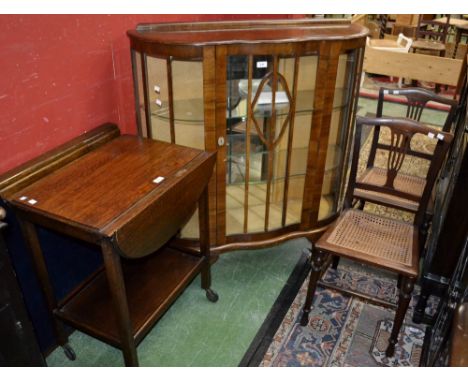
[346, 116, 454, 227]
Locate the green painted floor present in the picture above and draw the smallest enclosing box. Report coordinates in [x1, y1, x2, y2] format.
[47, 96, 448, 367]
[47, 238, 309, 367]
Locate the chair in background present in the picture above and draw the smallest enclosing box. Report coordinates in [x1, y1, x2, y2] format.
[353, 87, 458, 213]
[411, 15, 451, 57]
[362, 34, 413, 88]
[300, 116, 453, 357]
[411, 15, 451, 92]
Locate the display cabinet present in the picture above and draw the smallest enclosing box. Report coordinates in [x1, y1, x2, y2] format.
[127, 19, 367, 253]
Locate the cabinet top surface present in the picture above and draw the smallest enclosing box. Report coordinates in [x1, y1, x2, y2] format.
[127, 19, 368, 46]
[9, 136, 207, 234]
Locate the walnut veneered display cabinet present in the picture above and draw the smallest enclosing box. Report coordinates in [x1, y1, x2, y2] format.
[127, 19, 368, 254]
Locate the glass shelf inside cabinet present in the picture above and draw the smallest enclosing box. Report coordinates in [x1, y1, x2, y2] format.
[228, 86, 350, 121]
[150, 88, 350, 124]
[151, 99, 204, 124]
[226, 138, 342, 186]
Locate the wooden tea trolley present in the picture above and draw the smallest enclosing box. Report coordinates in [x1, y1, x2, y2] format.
[6, 134, 217, 366]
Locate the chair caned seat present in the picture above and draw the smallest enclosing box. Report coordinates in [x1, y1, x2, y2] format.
[354, 167, 426, 211]
[411, 40, 446, 52]
[316, 209, 418, 276]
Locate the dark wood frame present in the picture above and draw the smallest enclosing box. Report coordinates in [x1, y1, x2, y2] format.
[127, 19, 368, 253]
[2, 129, 218, 367]
[301, 116, 454, 357]
[352, 87, 459, 213]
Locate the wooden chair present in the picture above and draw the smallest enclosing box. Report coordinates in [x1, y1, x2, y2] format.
[353, 87, 458, 213]
[411, 15, 451, 57]
[300, 116, 453, 357]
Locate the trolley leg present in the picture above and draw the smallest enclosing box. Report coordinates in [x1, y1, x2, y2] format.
[101, 240, 138, 366]
[198, 187, 218, 303]
[19, 219, 73, 357]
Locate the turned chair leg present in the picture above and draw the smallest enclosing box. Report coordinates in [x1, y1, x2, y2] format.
[300, 247, 328, 326]
[386, 276, 415, 357]
[331, 256, 340, 270]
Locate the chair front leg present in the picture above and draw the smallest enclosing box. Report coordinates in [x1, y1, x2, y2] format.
[300, 247, 328, 326]
[386, 276, 415, 357]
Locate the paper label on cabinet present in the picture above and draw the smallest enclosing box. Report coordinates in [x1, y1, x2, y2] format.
[28, 199, 38, 205]
[428, 132, 435, 139]
[256, 61, 268, 68]
[155, 99, 162, 107]
[19, 196, 28, 201]
[153, 176, 165, 184]
[437, 133, 444, 141]
[154, 85, 161, 93]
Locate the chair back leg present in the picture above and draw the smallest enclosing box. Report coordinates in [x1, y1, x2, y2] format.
[386, 276, 416, 357]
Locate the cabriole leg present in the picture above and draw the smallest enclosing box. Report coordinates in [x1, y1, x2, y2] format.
[300, 247, 328, 326]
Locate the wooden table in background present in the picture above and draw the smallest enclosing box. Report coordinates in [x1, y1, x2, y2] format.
[434, 17, 468, 58]
[6, 135, 217, 366]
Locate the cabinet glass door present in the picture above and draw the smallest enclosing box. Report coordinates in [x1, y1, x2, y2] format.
[318, 51, 357, 221]
[225, 54, 318, 235]
[133, 53, 206, 238]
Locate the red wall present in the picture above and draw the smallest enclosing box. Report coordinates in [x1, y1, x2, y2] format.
[0, 14, 294, 175]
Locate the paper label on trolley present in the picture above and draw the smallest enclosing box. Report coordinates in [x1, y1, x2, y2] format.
[28, 199, 38, 205]
[256, 61, 268, 68]
[154, 85, 161, 93]
[437, 133, 444, 141]
[155, 99, 162, 107]
[428, 132, 435, 139]
[152, 176, 165, 184]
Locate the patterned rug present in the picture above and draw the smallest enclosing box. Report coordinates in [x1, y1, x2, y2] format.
[260, 262, 436, 367]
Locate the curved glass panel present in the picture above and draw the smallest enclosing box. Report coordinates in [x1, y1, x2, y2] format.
[318, 51, 357, 221]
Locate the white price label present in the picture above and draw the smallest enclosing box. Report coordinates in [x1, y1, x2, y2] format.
[152, 176, 165, 184]
[154, 85, 161, 93]
[256, 61, 268, 68]
[155, 99, 162, 107]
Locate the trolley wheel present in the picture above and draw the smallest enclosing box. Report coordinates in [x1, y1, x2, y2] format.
[205, 288, 219, 303]
[63, 343, 76, 361]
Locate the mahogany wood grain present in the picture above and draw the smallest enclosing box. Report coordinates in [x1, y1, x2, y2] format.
[55, 245, 204, 348]
[214, 45, 228, 245]
[7, 133, 217, 366]
[128, 20, 368, 47]
[0, 123, 120, 199]
[9, 136, 215, 259]
[202, 46, 219, 245]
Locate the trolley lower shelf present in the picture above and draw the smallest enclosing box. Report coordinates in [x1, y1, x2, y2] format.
[55, 246, 204, 348]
